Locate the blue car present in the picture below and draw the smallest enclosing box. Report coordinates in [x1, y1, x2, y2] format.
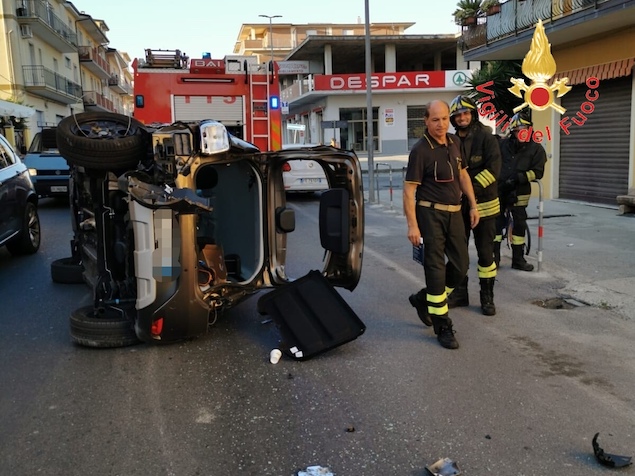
[23, 128, 70, 198]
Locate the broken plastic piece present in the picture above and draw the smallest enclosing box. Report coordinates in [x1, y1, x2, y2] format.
[297, 466, 334, 476]
[425, 457, 461, 476]
[592, 432, 632, 468]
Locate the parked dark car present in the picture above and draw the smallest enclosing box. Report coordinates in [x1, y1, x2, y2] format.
[23, 127, 70, 198]
[52, 112, 364, 349]
[0, 132, 41, 256]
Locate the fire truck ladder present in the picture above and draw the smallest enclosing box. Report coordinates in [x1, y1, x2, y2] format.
[248, 62, 271, 151]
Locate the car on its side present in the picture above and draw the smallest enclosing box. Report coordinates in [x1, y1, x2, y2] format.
[281, 144, 329, 193]
[23, 127, 70, 198]
[0, 132, 41, 256]
[52, 112, 364, 349]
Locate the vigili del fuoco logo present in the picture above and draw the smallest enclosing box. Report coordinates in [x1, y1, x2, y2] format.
[475, 19, 600, 142]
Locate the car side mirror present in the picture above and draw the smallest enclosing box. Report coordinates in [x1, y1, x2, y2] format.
[319, 188, 350, 254]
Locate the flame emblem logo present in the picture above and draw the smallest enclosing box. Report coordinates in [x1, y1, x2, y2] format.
[509, 19, 571, 114]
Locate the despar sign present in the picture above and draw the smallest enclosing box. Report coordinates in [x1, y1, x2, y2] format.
[314, 71, 445, 91]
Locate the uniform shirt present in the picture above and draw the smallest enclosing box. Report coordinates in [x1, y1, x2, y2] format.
[405, 133, 463, 205]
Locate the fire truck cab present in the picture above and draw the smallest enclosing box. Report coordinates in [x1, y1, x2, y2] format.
[133, 49, 282, 151]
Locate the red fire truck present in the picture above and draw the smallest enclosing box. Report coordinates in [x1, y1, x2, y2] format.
[132, 49, 282, 151]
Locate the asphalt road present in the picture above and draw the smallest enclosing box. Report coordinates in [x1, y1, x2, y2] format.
[0, 196, 634, 475]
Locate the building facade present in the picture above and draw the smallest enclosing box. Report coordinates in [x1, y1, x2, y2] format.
[233, 20, 477, 155]
[461, 0, 635, 204]
[0, 0, 133, 149]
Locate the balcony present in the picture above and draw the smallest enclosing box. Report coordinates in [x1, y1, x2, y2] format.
[16, 0, 77, 52]
[22, 65, 82, 104]
[107, 75, 132, 95]
[83, 91, 114, 112]
[78, 46, 111, 79]
[460, 0, 635, 61]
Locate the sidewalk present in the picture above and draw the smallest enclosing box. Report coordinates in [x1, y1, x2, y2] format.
[359, 157, 635, 320]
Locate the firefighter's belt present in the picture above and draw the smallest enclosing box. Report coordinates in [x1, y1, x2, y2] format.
[417, 200, 461, 212]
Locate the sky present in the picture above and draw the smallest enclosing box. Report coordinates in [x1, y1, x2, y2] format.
[73, 0, 459, 62]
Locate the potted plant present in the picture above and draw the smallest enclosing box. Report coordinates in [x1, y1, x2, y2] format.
[453, 0, 482, 26]
[482, 0, 501, 15]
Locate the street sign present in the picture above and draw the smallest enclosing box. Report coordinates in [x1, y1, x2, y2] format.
[287, 123, 306, 131]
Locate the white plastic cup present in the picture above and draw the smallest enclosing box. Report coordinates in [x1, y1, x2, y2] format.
[269, 349, 282, 364]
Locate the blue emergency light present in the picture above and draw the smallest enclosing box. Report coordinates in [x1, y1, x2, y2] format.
[269, 96, 280, 110]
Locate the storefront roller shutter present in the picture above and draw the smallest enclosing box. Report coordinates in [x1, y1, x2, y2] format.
[173, 96, 244, 124]
[559, 76, 631, 204]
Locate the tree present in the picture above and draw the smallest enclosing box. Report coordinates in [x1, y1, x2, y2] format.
[468, 60, 528, 118]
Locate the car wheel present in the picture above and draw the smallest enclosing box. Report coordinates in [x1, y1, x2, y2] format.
[70, 305, 140, 348]
[6, 202, 41, 255]
[51, 257, 85, 284]
[56, 112, 149, 171]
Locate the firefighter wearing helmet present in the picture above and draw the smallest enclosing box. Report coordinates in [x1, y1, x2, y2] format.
[495, 111, 547, 272]
[446, 94, 501, 316]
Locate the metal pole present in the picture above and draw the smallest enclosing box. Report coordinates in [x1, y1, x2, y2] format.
[535, 179, 544, 272]
[364, 0, 375, 203]
[259, 14, 282, 64]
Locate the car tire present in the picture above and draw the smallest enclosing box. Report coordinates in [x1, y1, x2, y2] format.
[56, 112, 149, 171]
[51, 257, 85, 284]
[70, 305, 140, 348]
[6, 202, 41, 256]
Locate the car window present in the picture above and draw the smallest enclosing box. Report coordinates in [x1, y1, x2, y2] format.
[0, 136, 16, 169]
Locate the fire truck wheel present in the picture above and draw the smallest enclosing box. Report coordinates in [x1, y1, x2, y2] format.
[56, 112, 149, 171]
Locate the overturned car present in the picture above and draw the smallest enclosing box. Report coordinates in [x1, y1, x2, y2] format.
[52, 112, 364, 351]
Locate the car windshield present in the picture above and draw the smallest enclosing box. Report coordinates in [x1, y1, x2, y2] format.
[28, 129, 58, 153]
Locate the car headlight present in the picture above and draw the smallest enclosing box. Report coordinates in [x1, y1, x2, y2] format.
[199, 120, 230, 155]
[28, 168, 38, 176]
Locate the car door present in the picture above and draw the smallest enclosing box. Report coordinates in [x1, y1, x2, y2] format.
[263, 146, 364, 291]
[0, 135, 24, 242]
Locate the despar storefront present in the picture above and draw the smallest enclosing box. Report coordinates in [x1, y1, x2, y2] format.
[285, 70, 474, 156]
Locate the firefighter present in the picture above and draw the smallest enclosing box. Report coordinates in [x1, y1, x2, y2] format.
[447, 95, 501, 316]
[495, 112, 547, 271]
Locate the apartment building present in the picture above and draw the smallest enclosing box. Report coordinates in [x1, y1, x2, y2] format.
[0, 0, 133, 150]
[234, 20, 474, 154]
[461, 0, 635, 204]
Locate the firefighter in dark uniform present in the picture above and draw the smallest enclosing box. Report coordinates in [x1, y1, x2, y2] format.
[495, 112, 547, 271]
[404, 100, 479, 350]
[447, 95, 501, 316]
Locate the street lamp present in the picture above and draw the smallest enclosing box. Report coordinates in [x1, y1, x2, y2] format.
[259, 14, 282, 64]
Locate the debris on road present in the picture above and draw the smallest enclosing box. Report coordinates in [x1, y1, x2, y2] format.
[592, 432, 632, 468]
[298, 466, 334, 476]
[425, 457, 461, 475]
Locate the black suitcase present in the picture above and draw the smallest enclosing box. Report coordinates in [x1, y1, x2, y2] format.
[257, 270, 366, 360]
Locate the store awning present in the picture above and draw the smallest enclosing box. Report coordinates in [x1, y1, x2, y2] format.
[0, 99, 36, 118]
[553, 58, 635, 86]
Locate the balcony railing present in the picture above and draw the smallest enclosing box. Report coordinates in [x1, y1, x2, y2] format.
[22, 65, 82, 104]
[461, 0, 607, 50]
[107, 75, 132, 95]
[16, 0, 77, 50]
[78, 46, 111, 77]
[83, 90, 114, 112]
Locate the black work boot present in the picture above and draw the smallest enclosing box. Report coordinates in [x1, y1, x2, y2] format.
[409, 289, 432, 327]
[447, 276, 469, 308]
[431, 315, 459, 349]
[479, 277, 496, 316]
[511, 244, 534, 271]
[493, 241, 501, 268]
